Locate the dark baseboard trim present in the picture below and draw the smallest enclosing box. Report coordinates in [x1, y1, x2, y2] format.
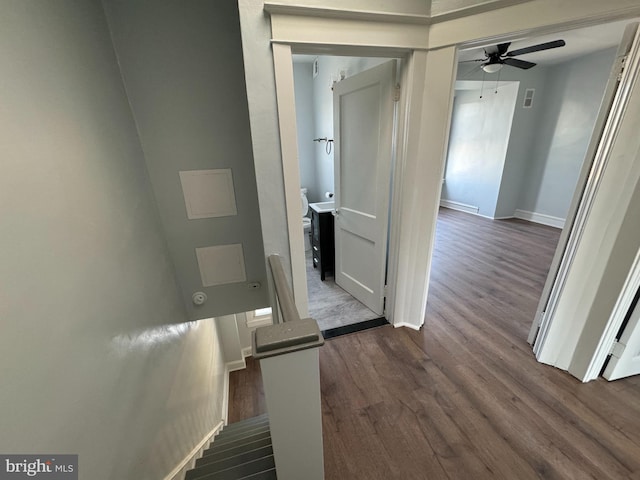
[321, 317, 389, 339]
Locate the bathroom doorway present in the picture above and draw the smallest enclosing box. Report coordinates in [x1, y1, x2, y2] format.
[293, 54, 397, 336]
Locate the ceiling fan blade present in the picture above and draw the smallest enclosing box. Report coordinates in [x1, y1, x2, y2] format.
[497, 42, 511, 55]
[503, 57, 536, 69]
[484, 44, 500, 55]
[506, 39, 566, 57]
[459, 58, 485, 63]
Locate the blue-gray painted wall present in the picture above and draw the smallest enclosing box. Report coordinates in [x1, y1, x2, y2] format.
[447, 47, 618, 221]
[518, 47, 617, 218]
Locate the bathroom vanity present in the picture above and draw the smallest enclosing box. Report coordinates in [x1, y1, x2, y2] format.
[309, 202, 335, 281]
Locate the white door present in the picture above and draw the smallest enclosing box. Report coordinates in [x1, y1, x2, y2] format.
[604, 297, 640, 380]
[333, 60, 396, 316]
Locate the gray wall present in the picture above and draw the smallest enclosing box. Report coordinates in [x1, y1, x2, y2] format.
[0, 1, 227, 478]
[103, 0, 268, 320]
[442, 82, 519, 217]
[518, 47, 617, 219]
[293, 62, 318, 203]
[494, 67, 548, 217]
[455, 62, 549, 218]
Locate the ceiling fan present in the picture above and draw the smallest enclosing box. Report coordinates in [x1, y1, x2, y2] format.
[462, 39, 566, 74]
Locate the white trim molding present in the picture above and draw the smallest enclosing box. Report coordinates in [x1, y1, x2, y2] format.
[265, 2, 430, 25]
[440, 199, 479, 215]
[164, 421, 224, 480]
[271, 43, 310, 319]
[514, 209, 565, 229]
[221, 365, 232, 432]
[269, 12, 429, 51]
[241, 346, 253, 358]
[226, 360, 247, 373]
[265, 1, 541, 26]
[583, 247, 640, 382]
[393, 322, 421, 331]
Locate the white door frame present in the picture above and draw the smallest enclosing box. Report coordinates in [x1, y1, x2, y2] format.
[272, 42, 421, 326]
[263, 1, 640, 342]
[533, 24, 640, 379]
[526, 34, 634, 346]
[594, 249, 640, 380]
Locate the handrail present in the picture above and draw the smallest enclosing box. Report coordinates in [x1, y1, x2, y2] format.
[254, 254, 324, 359]
[253, 254, 325, 479]
[268, 254, 301, 324]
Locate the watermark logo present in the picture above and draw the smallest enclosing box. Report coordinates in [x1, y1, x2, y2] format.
[0, 455, 77, 479]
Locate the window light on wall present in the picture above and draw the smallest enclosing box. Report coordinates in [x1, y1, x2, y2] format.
[247, 307, 273, 329]
[254, 307, 272, 317]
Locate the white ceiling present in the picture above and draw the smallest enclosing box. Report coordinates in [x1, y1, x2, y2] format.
[458, 18, 636, 66]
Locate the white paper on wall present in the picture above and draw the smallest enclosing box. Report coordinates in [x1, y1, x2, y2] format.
[195, 244, 247, 287]
[179, 169, 237, 219]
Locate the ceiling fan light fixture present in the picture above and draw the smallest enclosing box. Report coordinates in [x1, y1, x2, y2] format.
[482, 63, 503, 73]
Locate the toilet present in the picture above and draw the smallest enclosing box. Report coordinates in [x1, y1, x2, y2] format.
[301, 188, 312, 252]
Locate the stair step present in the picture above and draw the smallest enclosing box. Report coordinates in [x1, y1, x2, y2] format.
[204, 431, 271, 456]
[188, 455, 275, 480]
[217, 420, 270, 437]
[213, 425, 271, 446]
[185, 445, 273, 480]
[238, 468, 277, 480]
[197, 438, 273, 467]
[215, 419, 270, 440]
[218, 414, 268, 434]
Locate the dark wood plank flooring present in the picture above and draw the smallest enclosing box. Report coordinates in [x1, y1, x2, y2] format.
[229, 209, 640, 479]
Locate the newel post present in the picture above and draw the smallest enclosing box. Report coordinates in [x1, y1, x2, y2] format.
[252, 318, 325, 480]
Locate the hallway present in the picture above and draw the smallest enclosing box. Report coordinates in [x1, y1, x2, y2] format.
[229, 210, 640, 479]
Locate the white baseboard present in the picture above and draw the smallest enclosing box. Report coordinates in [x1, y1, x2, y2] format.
[226, 359, 247, 372]
[164, 420, 224, 480]
[440, 199, 479, 215]
[514, 209, 565, 229]
[222, 364, 232, 428]
[241, 346, 253, 358]
[393, 322, 422, 331]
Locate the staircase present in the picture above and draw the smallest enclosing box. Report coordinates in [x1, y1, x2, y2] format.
[185, 414, 276, 480]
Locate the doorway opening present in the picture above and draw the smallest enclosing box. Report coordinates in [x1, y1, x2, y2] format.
[291, 54, 399, 336]
[430, 18, 634, 364]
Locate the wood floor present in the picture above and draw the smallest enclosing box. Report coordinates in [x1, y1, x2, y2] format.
[229, 209, 640, 479]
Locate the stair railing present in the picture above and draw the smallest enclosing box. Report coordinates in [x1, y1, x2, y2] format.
[267, 254, 299, 325]
[252, 254, 325, 480]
